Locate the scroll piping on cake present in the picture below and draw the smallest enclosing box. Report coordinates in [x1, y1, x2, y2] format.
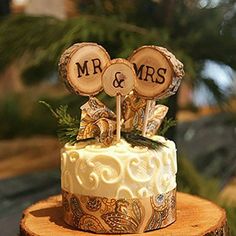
[62, 188, 176, 234]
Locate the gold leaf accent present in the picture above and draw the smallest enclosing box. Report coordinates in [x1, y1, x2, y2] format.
[77, 97, 116, 145]
[122, 93, 168, 135]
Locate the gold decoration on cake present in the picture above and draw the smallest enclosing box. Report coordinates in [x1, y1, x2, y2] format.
[62, 188, 176, 234]
[76, 94, 168, 145]
[122, 93, 168, 136]
[77, 97, 116, 146]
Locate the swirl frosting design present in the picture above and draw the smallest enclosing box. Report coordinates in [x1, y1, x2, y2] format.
[61, 136, 177, 198]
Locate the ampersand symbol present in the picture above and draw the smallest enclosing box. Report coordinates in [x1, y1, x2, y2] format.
[113, 72, 125, 88]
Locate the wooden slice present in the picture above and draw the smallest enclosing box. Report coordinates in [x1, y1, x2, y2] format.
[20, 192, 228, 236]
[101, 58, 135, 97]
[59, 42, 110, 96]
[129, 45, 184, 99]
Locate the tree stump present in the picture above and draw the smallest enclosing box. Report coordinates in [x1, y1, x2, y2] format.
[20, 192, 228, 236]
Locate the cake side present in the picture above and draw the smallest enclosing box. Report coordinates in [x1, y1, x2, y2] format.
[61, 135, 177, 198]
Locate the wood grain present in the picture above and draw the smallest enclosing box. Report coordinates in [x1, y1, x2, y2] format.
[59, 42, 110, 96]
[20, 192, 228, 236]
[129, 46, 173, 99]
[129, 45, 184, 100]
[102, 58, 135, 97]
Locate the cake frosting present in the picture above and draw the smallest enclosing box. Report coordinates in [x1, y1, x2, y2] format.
[61, 135, 177, 198]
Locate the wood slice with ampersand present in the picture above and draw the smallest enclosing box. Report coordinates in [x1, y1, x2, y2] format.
[59, 42, 110, 96]
[102, 58, 136, 142]
[101, 58, 135, 97]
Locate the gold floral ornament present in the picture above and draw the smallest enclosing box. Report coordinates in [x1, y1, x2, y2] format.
[122, 93, 168, 136]
[62, 188, 176, 234]
[77, 97, 116, 146]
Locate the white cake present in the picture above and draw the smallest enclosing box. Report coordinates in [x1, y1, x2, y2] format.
[61, 136, 177, 234]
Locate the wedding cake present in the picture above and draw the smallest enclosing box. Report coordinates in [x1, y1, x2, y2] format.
[57, 42, 184, 234]
[61, 134, 177, 233]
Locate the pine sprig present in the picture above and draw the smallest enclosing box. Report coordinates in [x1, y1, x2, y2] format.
[39, 101, 80, 144]
[39, 101, 174, 147]
[121, 131, 165, 150]
[158, 117, 177, 136]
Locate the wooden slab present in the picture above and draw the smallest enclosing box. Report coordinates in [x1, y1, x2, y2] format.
[20, 192, 228, 236]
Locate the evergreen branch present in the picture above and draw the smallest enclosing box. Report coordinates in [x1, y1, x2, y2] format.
[201, 77, 227, 105]
[121, 131, 165, 150]
[74, 137, 95, 143]
[158, 118, 177, 136]
[39, 100, 174, 146]
[39, 101, 80, 144]
[83, 14, 149, 35]
[39, 101, 58, 118]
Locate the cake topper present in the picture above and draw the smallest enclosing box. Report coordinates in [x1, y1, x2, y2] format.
[58, 42, 110, 96]
[122, 93, 169, 136]
[129, 45, 184, 136]
[42, 42, 184, 146]
[77, 97, 116, 146]
[102, 59, 135, 142]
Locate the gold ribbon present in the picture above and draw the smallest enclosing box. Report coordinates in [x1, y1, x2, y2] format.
[77, 97, 116, 146]
[77, 95, 168, 145]
[62, 188, 176, 234]
[122, 93, 168, 136]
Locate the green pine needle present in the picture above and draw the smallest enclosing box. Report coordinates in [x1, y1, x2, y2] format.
[39, 101, 80, 144]
[158, 117, 177, 136]
[39, 101, 174, 147]
[121, 131, 165, 150]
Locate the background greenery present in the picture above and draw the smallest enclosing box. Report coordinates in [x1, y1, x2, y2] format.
[0, 0, 235, 234]
[0, 0, 235, 138]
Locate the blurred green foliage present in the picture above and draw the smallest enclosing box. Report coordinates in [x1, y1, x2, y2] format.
[225, 206, 236, 235]
[0, 0, 235, 95]
[0, 0, 234, 139]
[0, 94, 87, 139]
[0, 1, 235, 233]
[178, 155, 219, 199]
[178, 156, 236, 235]
[0, 92, 113, 139]
[0, 0, 234, 140]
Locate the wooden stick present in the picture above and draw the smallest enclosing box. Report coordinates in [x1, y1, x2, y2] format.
[142, 99, 152, 136]
[116, 94, 121, 142]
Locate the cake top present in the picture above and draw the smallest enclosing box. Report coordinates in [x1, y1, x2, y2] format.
[41, 42, 184, 147]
